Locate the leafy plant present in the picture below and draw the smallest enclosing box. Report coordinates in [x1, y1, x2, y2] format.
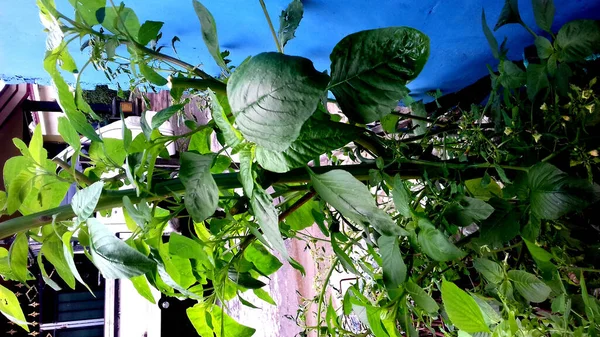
[1, 0, 600, 336]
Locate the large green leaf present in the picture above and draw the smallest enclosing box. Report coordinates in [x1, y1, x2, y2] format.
[71, 181, 104, 222]
[244, 242, 282, 276]
[43, 44, 101, 142]
[378, 235, 406, 295]
[41, 235, 76, 289]
[473, 258, 504, 284]
[527, 163, 599, 220]
[129, 275, 155, 304]
[101, 5, 140, 37]
[138, 62, 167, 86]
[444, 196, 494, 227]
[478, 197, 521, 246]
[494, 0, 521, 31]
[179, 152, 219, 223]
[507, 270, 551, 303]
[89, 138, 126, 167]
[392, 175, 412, 218]
[526, 64, 549, 101]
[405, 280, 439, 314]
[227, 52, 329, 151]
[62, 232, 92, 292]
[9, 233, 31, 283]
[441, 280, 490, 333]
[58, 117, 81, 151]
[417, 217, 465, 262]
[482, 10, 499, 59]
[499, 61, 526, 89]
[534, 37, 554, 59]
[68, 0, 106, 26]
[532, 0, 555, 32]
[192, 0, 229, 72]
[332, 232, 358, 274]
[0, 284, 29, 331]
[250, 186, 290, 261]
[187, 303, 255, 337]
[328, 27, 429, 123]
[465, 178, 502, 201]
[209, 91, 242, 149]
[555, 20, 600, 63]
[278, 0, 303, 51]
[138, 20, 163, 46]
[88, 218, 155, 279]
[151, 104, 185, 129]
[255, 118, 360, 172]
[310, 169, 407, 236]
[169, 233, 208, 261]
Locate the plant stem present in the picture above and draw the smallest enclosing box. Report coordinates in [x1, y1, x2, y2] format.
[316, 257, 339, 337]
[168, 77, 226, 94]
[0, 164, 419, 238]
[562, 266, 600, 273]
[278, 190, 317, 221]
[53, 158, 94, 186]
[258, 0, 283, 53]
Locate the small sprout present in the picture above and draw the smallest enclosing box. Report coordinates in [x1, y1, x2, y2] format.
[582, 90, 593, 100]
[533, 133, 542, 143]
[504, 127, 513, 136]
[585, 103, 595, 114]
[540, 102, 548, 111]
[562, 115, 571, 121]
[589, 149, 599, 157]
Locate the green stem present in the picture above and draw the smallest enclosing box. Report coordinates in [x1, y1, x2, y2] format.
[316, 257, 339, 337]
[520, 20, 538, 38]
[258, 0, 283, 53]
[168, 77, 226, 94]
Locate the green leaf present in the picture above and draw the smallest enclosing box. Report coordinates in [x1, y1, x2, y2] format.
[244, 242, 283, 276]
[310, 169, 407, 236]
[494, 0, 522, 31]
[9, 233, 31, 283]
[405, 280, 439, 314]
[255, 118, 360, 172]
[129, 275, 155, 303]
[535, 36, 554, 59]
[527, 64, 549, 101]
[58, 117, 81, 151]
[378, 235, 406, 295]
[89, 138, 126, 167]
[38, 252, 62, 291]
[441, 280, 490, 333]
[465, 178, 502, 201]
[209, 91, 242, 149]
[482, 10, 499, 59]
[445, 196, 494, 227]
[227, 52, 329, 151]
[169, 233, 207, 261]
[43, 44, 101, 142]
[41, 235, 76, 289]
[332, 233, 358, 274]
[188, 303, 255, 337]
[71, 181, 104, 222]
[507, 270, 551, 303]
[527, 163, 599, 220]
[410, 101, 428, 137]
[392, 175, 412, 218]
[157, 243, 196, 290]
[555, 20, 600, 63]
[101, 5, 140, 37]
[138, 20, 163, 45]
[188, 127, 213, 154]
[228, 270, 266, 289]
[68, 0, 106, 26]
[0, 284, 29, 331]
[278, 0, 303, 50]
[523, 239, 553, 262]
[532, 0, 555, 32]
[238, 146, 255, 197]
[179, 152, 219, 222]
[151, 104, 184, 129]
[473, 258, 504, 284]
[192, 0, 229, 72]
[479, 197, 521, 246]
[365, 305, 390, 337]
[88, 218, 156, 279]
[283, 196, 318, 230]
[28, 124, 47, 164]
[499, 61, 526, 89]
[380, 114, 400, 133]
[62, 232, 92, 292]
[470, 294, 502, 325]
[329, 27, 429, 123]
[139, 62, 167, 86]
[417, 217, 465, 262]
[250, 186, 290, 262]
[253, 288, 276, 305]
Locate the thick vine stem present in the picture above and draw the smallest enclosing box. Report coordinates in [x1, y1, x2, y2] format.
[168, 76, 226, 94]
[0, 164, 421, 238]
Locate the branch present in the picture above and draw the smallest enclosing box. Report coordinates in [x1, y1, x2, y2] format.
[278, 189, 317, 222]
[53, 158, 94, 186]
[168, 77, 226, 94]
